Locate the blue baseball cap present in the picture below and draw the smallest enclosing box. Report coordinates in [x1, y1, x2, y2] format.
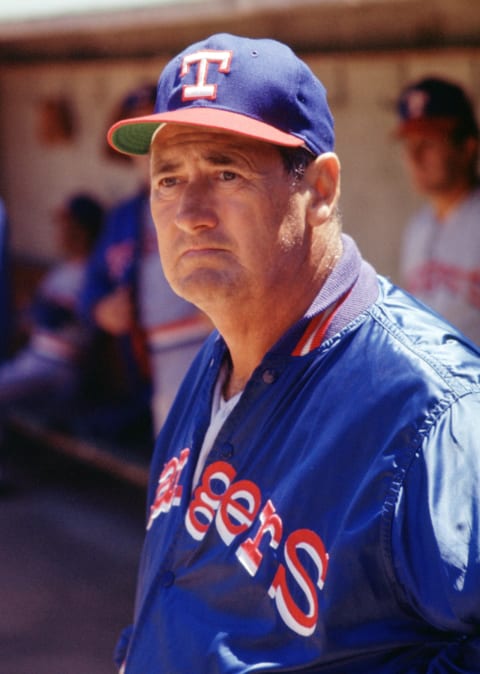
[108, 33, 334, 157]
[395, 76, 479, 138]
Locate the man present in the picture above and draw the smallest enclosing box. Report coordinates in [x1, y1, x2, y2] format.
[82, 84, 210, 435]
[395, 76, 480, 344]
[0, 193, 104, 411]
[108, 34, 480, 673]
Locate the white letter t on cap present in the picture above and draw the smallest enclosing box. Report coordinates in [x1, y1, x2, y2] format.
[181, 50, 232, 101]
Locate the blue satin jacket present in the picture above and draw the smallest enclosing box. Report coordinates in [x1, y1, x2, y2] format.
[118, 236, 480, 673]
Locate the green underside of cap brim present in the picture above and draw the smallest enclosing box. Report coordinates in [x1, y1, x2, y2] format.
[110, 122, 161, 155]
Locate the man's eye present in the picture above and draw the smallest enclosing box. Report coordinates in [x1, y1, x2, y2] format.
[220, 171, 237, 182]
[160, 176, 178, 187]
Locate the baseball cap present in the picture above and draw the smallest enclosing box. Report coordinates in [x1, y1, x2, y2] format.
[395, 76, 479, 138]
[107, 33, 334, 157]
[119, 83, 157, 117]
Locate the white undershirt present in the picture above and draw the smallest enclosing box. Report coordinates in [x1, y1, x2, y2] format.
[191, 363, 242, 490]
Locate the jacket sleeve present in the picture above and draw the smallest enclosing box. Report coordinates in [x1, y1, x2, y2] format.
[392, 391, 480, 672]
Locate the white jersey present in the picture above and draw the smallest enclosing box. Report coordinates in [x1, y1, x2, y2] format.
[400, 186, 480, 344]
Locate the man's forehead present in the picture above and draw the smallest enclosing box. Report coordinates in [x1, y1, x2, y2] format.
[151, 123, 279, 154]
[150, 123, 283, 170]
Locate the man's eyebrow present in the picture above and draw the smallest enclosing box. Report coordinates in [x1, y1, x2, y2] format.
[151, 153, 237, 173]
[204, 151, 238, 166]
[151, 158, 182, 174]
[151, 146, 250, 174]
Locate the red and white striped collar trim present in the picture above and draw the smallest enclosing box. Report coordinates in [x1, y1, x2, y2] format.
[292, 289, 352, 356]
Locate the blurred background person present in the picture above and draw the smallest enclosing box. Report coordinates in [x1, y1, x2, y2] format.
[395, 76, 480, 344]
[0, 193, 104, 418]
[81, 84, 210, 437]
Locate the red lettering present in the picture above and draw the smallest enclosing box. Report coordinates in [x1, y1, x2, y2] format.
[236, 500, 283, 576]
[268, 528, 329, 637]
[147, 448, 190, 530]
[216, 479, 262, 546]
[408, 261, 480, 310]
[175, 459, 330, 638]
[185, 462, 236, 541]
[467, 269, 480, 309]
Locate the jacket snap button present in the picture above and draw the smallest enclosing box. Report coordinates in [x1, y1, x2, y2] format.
[262, 369, 276, 384]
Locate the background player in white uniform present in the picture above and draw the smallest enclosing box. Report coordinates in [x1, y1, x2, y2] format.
[395, 76, 480, 344]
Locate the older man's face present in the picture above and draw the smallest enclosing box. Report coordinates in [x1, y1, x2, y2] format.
[149, 124, 311, 317]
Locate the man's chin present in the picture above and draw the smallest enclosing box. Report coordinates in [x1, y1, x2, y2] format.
[172, 269, 238, 306]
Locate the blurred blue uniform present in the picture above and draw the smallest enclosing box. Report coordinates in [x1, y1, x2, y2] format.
[0, 193, 104, 421]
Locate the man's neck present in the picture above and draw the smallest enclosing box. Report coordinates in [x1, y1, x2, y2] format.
[431, 180, 477, 221]
[220, 255, 343, 400]
[218, 308, 299, 400]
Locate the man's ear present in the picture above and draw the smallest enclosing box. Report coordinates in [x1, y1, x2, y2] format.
[305, 152, 341, 225]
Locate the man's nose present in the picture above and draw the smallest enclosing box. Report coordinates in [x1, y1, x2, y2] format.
[174, 179, 218, 232]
